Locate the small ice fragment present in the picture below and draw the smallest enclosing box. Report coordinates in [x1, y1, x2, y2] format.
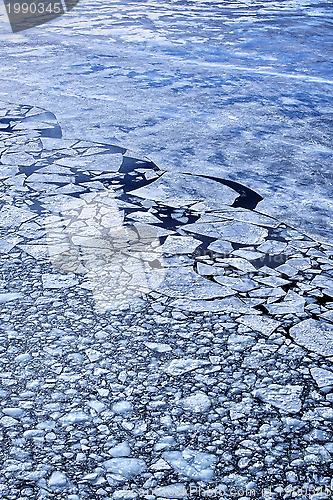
[109, 442, 131, 457]
[15, 353, 31, 363]
[112, 401, 133, 415]
[60, 410, 90, 425]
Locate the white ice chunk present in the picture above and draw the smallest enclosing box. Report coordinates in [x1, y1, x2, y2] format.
[311, 275, 333, 297]
[170, 296, 250, 313]
[160, 235, 201, 255]
[1, 151, 35, 166]
[88, 400, 105, 413]
[276, 263, 298, 277]
[86, 349, 102, 362]
[253, 385, 303, 414]
[266, 290, 305, 315]
[258, 240, 287, 254]
[290, 319, 333, 357]
[103, 458, 146, 480]
[0, 236, 22, 253]
[228, 333, 255, 350]
[18, 244, 50, 259]
[55, 153, 123, 172]
[42, 273, 78, 289]
[156, 267, 233, 299]
[35, 165, 73, 174]
[310, 367, 333, 389]
[127, 211, 161, 224]
[144, 342, 172, 353]
[60, 410, 90, 425]
[215, 276, 257, 292]
[129, 172, 237, 208]
[0, 165, 19, 179]
[0, 416, 19, 427]
[217, 257, 256, 273]
[108, 442, 131, 457]
[2, 408, 24, 418]
[255, 275, 289, 287]
[0, 205, 36, 227]
[162, 449, 217, 481]
[27, 173, 75, 184]
[207, 239, 233, 254]
[183, 221, 268, 245]
[0, 292, 23, 303]
[15, 353, 31, 363]
[237, 315, 280, 336]
[48, 471, 68, 488]
[180, 392, 211, 413]
[232, 249, 263, 260]
[287, 257, 311, 270]
[197, 262, 225, 276]
[151, 458, 172, 470]
[112, 401, 133, 415]
[164, 359, 210, 376]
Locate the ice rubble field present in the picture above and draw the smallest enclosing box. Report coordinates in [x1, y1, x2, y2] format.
[0, 0, 333, 499]
[0, 100, 332, 499]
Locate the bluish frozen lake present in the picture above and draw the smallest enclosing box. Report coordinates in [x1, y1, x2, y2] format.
[0, 0, 332, 241]
[0, 3, 333, 499]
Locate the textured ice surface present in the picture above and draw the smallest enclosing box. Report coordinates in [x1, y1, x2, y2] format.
[42, 273, 79, 289]
[103, 458, 147, 481]
[311, 368, 333, 390]
[156, 267, 233, 300]
[253, 385, 303, 414]
[170, 296, 251, 313]
[2, 0, 332, 243]
[236, 315, 280, 336]
[108, 442, 131, 458]
[144, 341, 172, 353]
[164, 359, 210, 376]
[290, 319, 333, 357]
[182, 221, 268, 245]
[112, 401, 133, 415]
[180, 392, 211, 413]
[1, 3, 333, 492]
[162, 449, 217, 481]
[48, 471, 68, 489]
[0, 205, 36, 227]
[159, 235, 201, 255]
[129, 172, 238, 208]
[0, 292, 23, 303]
[311, 275, 333, 297]
[59, 410, 90, 426]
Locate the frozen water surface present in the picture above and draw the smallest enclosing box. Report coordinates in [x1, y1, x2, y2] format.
[0, 0, 333, 498]
[0, 0, 332, 240]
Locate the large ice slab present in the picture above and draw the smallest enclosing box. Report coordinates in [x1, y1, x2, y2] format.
[129, 172, 238, 207]
[253, 385, 303, 414]
[0, 205, 36, 227]
[156, 267, 233, 300]
[237, 314, 280, 336]
[182, 220, 268, 245]
[290, 319, 333, 357]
